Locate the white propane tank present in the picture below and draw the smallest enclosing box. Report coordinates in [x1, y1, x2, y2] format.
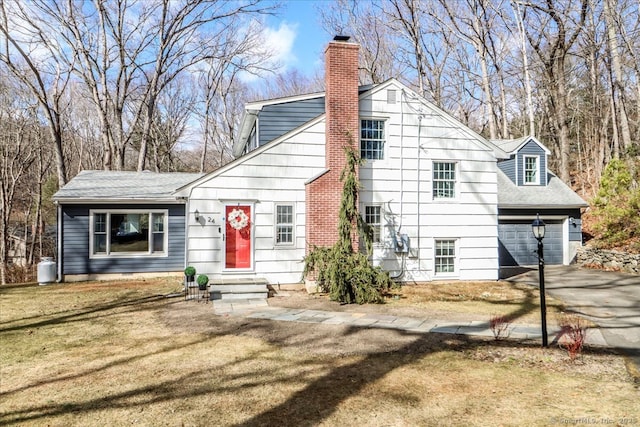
[37, 257, 56, 285]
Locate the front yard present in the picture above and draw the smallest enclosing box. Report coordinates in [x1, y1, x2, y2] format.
[1, 278, 637, 426]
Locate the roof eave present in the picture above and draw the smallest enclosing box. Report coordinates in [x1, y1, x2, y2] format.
[232, 109, 259, 158]
[53, 197, 188, 205]
[498, 203, 588, 209]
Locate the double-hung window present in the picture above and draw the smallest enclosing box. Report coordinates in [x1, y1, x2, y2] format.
[90, 210, 167, 257]
[360, 119, 385, 160]
[435, 239, 456, 274]
[524, 155, 539, 185]
[433, 162, 456, 199]
[275, 204, 294, 245]
[364, 205, 382, 244]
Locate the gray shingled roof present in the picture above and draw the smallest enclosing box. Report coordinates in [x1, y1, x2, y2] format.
[498, 169, 587, 208]
[491, 137, 529, 154]
[53, 170, 203, 201]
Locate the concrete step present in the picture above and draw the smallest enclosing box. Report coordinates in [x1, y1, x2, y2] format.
[208, 283, 269, 301]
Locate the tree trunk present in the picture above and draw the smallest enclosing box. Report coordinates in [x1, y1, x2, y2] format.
[603, 0, 632, 153]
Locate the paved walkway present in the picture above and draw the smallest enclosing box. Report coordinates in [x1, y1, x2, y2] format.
[212, 299, 608, 347]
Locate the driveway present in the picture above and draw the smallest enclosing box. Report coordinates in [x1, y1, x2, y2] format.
[506, 265, 640, 370]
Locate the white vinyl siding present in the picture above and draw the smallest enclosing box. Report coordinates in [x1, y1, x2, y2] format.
[188, 117, 326, 284]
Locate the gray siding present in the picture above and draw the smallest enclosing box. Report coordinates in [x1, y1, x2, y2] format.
[61, 204, 186, 275]
[258, 97, 325, 146]
[498, 155, 516, 183]
[517, 140, 547, 186]
[569, 218, 582, 242]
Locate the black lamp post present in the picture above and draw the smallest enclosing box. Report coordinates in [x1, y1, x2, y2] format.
[531, 214, 548, 347]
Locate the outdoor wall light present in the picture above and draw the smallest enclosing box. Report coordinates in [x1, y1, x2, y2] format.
[531, 213, 548, 347]
[194, 209, 200, 221]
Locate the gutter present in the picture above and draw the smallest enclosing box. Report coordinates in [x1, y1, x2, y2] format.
[51, 197, 189, 205]
[498, 204, 589, 209]
[56, 201, 62, 282]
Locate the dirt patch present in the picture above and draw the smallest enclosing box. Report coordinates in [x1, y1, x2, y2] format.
[162, 288, 625, 374]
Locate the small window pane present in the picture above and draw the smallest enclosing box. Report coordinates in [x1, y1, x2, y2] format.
[94, 234, 107, 254]
[276, 205, 294, 245]
[94, 213, 106, 233]
[525, 157, 538, 183]
[435, 240, 456, 273]
[93, 213, 107, 254]
[360, 120, 385, 160]
[364, 205, 382, 243]
[111, 213, 149, 253]
[152, 213, 164, 252]
[433, 162, 456, 198]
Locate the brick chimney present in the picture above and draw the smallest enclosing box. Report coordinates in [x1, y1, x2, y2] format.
[305, 36, 360, 253]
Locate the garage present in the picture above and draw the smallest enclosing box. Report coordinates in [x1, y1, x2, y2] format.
[498, 219, 564, 266]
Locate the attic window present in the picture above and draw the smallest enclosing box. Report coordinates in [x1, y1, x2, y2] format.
[524, 155, 539, 185]
[387, 89, 397, 104]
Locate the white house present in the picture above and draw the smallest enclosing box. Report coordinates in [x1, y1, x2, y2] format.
[53, 36, 586, 286]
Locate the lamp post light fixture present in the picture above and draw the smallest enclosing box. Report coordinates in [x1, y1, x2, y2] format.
[532, 213, 548, 347]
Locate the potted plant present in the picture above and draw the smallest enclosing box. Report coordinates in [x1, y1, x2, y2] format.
[184, 266, 196, 282]
[197, 274, 209, 291]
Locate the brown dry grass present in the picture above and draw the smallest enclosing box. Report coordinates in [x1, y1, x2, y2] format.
[1, 278, 638, 426]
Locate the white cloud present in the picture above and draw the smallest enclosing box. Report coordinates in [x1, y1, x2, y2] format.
[264, 21, 299, 70]
[238, 21, 299, 83]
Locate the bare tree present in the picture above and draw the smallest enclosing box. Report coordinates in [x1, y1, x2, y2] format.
[434, 0, 501, 139]
[320, 0, 401, 85]
[603, 0, 633, 155]
[0, 80, 38, 284]
[0, 0, 71, 187]
[510, 0, 537, 137]
[523, 0, 589, 183]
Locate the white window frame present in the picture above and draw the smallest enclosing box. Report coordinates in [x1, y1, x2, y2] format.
[363, 205, 383, 244]
[433, 161, 458, 200]
[89, 209, 169, 258]
[523, 155, 539, 185]
[434, 239, 458, 276]
[360, 118, 386, 161]
[274, 204, 294, 246]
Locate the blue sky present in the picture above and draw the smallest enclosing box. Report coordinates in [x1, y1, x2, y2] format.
[263, 0, 332, 77]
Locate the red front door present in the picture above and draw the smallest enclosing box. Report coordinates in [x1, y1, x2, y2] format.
[225, 205, 252, 269]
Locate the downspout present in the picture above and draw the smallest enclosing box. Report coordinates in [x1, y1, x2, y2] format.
[182, 195, 190, 271]
[398, 91, 404, 233]
[390, 100, 406, 281]
[56, 202, 62, 282]
[416, 115, 422, 261]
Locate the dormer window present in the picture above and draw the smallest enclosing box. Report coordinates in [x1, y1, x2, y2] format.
[524, 155, 539, 185]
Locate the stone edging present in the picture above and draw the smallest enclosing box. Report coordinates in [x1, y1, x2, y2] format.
[576, 247, 640, 274]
